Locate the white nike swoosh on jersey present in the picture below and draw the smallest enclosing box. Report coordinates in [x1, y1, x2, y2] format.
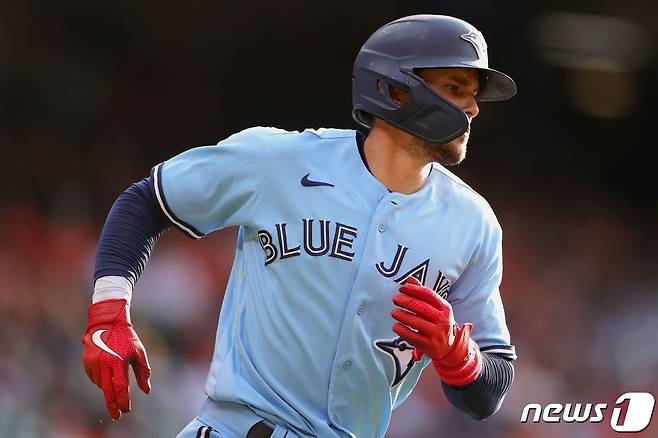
[91, 329, 124, 360]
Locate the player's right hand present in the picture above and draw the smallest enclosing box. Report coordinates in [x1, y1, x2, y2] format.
[82, 299, 151, 420]
[391, 277, 482, 386]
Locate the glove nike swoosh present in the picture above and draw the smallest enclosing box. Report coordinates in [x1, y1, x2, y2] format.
[92, 329, 124, 360]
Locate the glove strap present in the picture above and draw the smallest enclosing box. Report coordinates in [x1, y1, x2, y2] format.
[87, 298, 131, 326]
[433, 323, 482, 387]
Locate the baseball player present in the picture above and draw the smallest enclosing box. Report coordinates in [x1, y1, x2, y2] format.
[82, 15, 517, 438]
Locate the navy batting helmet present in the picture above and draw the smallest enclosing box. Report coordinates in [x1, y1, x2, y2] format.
[352, 15, 517, 145]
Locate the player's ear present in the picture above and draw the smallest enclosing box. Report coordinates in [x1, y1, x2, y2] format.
[389, 85, 410, 106]
[376, 79, 410, 106]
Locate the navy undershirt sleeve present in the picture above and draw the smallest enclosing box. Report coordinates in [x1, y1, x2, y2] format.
[94, 174, 173, 283]
[442, 353, 515, 420]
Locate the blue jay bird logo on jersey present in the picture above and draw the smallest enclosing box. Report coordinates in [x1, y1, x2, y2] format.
[374, 337, 417, 387]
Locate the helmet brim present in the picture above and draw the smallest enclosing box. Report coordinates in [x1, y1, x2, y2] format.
[476, 68, 517, 102]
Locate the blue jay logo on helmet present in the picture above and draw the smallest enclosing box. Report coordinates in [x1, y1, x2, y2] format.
[460, 31, 488, 62]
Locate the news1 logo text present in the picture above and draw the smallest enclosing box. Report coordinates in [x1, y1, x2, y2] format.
[520, 392, 655, 432]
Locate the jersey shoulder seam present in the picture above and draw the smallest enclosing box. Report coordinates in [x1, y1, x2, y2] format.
[430, 165, 500, 228]
[430, 164, 484, 201]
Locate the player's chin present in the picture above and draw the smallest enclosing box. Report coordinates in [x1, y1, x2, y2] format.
[433, 136, 468, 166]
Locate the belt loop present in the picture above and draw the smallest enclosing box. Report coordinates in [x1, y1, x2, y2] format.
[271, 424, 298, 438]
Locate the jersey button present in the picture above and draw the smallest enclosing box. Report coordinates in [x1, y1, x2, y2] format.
[357, 304, 366, 315]
[377, 223, 386, 232]
[342, 361, 352, 370]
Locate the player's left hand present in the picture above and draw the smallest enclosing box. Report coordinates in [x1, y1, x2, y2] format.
[82, 299, 151, 420]
[391, 277, 482, 386]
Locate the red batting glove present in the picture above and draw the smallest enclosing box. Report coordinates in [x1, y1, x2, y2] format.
[391, 277, 482, 387]
[82, 299, 151, 420]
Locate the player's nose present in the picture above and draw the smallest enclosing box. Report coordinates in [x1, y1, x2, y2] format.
[463, 96, 479, 120]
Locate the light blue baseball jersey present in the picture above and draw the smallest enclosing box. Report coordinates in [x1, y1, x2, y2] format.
[153, 127, 516, 438]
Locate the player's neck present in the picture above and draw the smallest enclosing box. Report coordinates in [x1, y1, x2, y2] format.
[364, 123, 433, 195]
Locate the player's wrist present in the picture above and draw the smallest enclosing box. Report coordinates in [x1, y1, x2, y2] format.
[431, 322, 483, 386]
[93, 276, 133, 304]
[433, 338, 482, 386]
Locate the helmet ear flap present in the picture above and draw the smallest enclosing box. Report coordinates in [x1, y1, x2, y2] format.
[356, 67, 469, 144]
[352, 76, 411, 132]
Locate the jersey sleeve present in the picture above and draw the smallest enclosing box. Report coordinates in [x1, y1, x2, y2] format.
[448, 222, 516, 361]
[152, 127, 270, 238]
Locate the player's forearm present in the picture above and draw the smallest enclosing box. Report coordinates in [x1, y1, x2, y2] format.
[94, 175, 172, 299]
[441, 352, 514, 421]
[84, 174, 166, 419]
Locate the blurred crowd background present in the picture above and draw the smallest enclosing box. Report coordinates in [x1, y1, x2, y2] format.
[1, 1, 657, 437]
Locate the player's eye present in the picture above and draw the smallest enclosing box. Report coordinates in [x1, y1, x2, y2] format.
[444, 84, 461, 95]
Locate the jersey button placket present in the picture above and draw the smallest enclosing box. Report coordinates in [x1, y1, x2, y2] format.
[327, 197, 392, 429]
